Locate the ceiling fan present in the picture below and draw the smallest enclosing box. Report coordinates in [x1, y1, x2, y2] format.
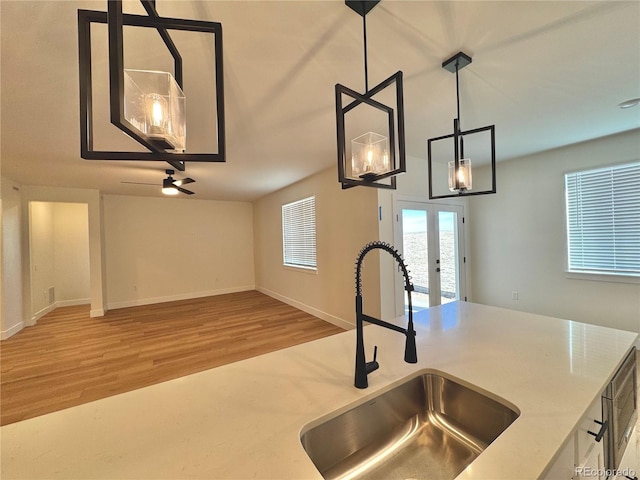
[122, 169, 196, 196]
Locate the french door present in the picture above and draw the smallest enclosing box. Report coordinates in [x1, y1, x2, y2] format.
[393, 200, 466, 314]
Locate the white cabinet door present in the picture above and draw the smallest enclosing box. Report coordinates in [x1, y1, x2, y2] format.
[575, 441, 605, 479]
[613, 425, 639, 480]
[543, 435, 576, 480]
[574, 396, 607, 479]
[544, 395, 609, 480]
[576, 396, 606, 464]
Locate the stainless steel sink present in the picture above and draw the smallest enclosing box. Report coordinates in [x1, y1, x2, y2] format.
[300, 372, 519, 480]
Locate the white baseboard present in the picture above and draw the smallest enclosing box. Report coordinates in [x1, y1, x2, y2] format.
[55, 298, 90, 308]
[107, 285, 256, 311]
[256, 286, 353, 330]
[1, 321, 24, 340]
[30, 304, 56, 325]
[27, 299, 92, 325]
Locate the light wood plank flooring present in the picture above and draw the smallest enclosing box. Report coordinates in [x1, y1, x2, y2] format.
[0, 290, 344, 426]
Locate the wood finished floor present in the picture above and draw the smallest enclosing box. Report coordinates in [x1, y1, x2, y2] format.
[0, 290, 345, 426]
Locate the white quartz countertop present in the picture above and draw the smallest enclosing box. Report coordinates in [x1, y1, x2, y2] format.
[1, 302, 637, 479]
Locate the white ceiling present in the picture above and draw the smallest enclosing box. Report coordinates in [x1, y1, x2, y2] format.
[2, 0, 639, 202]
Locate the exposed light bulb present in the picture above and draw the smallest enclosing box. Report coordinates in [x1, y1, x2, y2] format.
[457, 167, 466, 184]
[448, 158, 472, 192]
[152, 98, 164, 126]
[366, 147, 374, 171]
[146, 93, 168, 135]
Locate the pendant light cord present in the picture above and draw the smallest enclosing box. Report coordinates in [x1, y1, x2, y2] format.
[363, 14, 369, 93]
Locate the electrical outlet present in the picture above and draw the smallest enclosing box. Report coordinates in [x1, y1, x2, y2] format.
[512, 291, 519, 301]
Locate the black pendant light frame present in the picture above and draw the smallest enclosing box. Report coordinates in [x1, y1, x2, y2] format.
[78, 0, 225, 172]
[336, 0, 406, 190]
[427, 52, 496, 199]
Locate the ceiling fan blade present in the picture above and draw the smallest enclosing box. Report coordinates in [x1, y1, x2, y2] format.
[176, 186, 194, 195]
[173, 177, 195, 187]
[121, 181, 160, 186]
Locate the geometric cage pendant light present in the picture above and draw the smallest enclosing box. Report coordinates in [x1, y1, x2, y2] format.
[336, 0, 406, 190]
[78, 0, 225, 173]
[427, 52, 496, 199]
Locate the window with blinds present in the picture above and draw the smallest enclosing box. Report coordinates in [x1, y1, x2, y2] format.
[565, 161, 640, 277]
[282, 196, 317, 270]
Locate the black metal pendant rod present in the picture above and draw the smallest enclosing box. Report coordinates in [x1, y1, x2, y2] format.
[139, 0, 183, 87]
[454, 60, 465, 161]
[455, 61, 461, 126]
[362, 13, 369, 93]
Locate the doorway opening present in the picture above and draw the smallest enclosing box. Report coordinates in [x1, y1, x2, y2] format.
[393, 200, 466, 315]
[28, 201, 90, 323]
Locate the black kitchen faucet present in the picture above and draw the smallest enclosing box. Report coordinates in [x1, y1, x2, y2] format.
[354, 241, 417, 389]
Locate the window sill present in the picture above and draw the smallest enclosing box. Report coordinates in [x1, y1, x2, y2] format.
[565, 271, 640, 285]
[283, 265, 318, 275]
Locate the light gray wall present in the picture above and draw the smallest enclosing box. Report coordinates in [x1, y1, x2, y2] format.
[469, 129, 640, 333]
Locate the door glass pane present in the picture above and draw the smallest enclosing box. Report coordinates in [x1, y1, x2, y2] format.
[402, 209, 429, 311]
[438, 211, 459, 304]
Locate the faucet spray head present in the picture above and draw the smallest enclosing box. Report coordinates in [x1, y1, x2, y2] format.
[404, 329, 417, 363]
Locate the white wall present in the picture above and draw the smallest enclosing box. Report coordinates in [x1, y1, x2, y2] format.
[253, 167, 380, 329]
[1, 177, 24, 339]
[28, 202, 56, 317]
[103, 195, 255, 308]
[52, 203, 90, 305]
[469, 130, 640, 333]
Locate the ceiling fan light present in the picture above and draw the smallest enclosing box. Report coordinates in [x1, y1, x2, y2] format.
[162, 187, 179, 195]
[162, 176, 179, 195]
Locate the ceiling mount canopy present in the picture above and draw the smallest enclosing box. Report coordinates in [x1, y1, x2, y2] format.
[336, 0, 406, 190]
[78, 0, 225, 172]
[427, 52, 496, 199]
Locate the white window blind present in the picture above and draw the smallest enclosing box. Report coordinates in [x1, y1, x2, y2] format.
[282, 196, 317, 270]
[565, 162, 640, 277]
